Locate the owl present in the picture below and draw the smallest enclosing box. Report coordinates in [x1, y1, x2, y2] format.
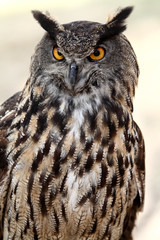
[0, 6, 145, 240]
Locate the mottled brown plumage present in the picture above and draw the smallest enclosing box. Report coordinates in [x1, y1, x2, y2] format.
[0, 6, 145, 240]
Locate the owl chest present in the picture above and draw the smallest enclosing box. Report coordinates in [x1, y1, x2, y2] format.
[5, 108, 136, 239]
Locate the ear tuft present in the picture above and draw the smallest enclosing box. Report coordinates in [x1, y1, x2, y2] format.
[99, 6, 133, 42]
[32, 10, 63, 38]
[107, 6, 133, 34]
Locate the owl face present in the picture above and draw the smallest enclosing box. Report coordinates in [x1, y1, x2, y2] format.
[30, 7, 139, 111]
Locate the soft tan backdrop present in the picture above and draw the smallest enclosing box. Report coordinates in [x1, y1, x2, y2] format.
[0, 0, 160, 239]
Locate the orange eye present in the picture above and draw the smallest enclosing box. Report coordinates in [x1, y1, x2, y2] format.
[89, 47, 105, 61]
[53, 47, 64, 61]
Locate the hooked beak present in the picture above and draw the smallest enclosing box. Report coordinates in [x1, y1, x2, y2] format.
[69, 61, 78, 89]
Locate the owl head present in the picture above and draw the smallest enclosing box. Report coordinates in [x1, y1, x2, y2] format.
[29, 7, 139, 112]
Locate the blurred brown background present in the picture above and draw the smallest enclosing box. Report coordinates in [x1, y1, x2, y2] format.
[0, 0, 160, 239]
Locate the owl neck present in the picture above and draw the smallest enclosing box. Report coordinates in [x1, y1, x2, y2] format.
[7, 77, 132, 166]
[11, 79, 131, 136]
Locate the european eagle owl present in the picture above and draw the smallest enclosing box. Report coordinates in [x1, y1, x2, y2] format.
[0, 6, 145, 240]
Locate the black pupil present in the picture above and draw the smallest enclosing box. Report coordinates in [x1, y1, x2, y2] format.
[58, 51, 62, 56]
[94, 50, 100, 56]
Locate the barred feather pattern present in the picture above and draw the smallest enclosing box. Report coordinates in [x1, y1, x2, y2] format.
[2, 68, 144, 240]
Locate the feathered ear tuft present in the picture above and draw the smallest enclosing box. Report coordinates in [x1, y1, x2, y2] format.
[107, 6, 133, 33]
[99, 6, 133, 42]
[32, 10, 63, 38]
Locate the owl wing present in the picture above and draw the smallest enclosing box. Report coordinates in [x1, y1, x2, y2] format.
[121, 121, 145, 240]
[133, 121, 145, 207]
[0, 91, 21, 237]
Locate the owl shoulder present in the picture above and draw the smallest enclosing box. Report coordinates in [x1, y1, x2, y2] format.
[0, 91, 21, 177]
